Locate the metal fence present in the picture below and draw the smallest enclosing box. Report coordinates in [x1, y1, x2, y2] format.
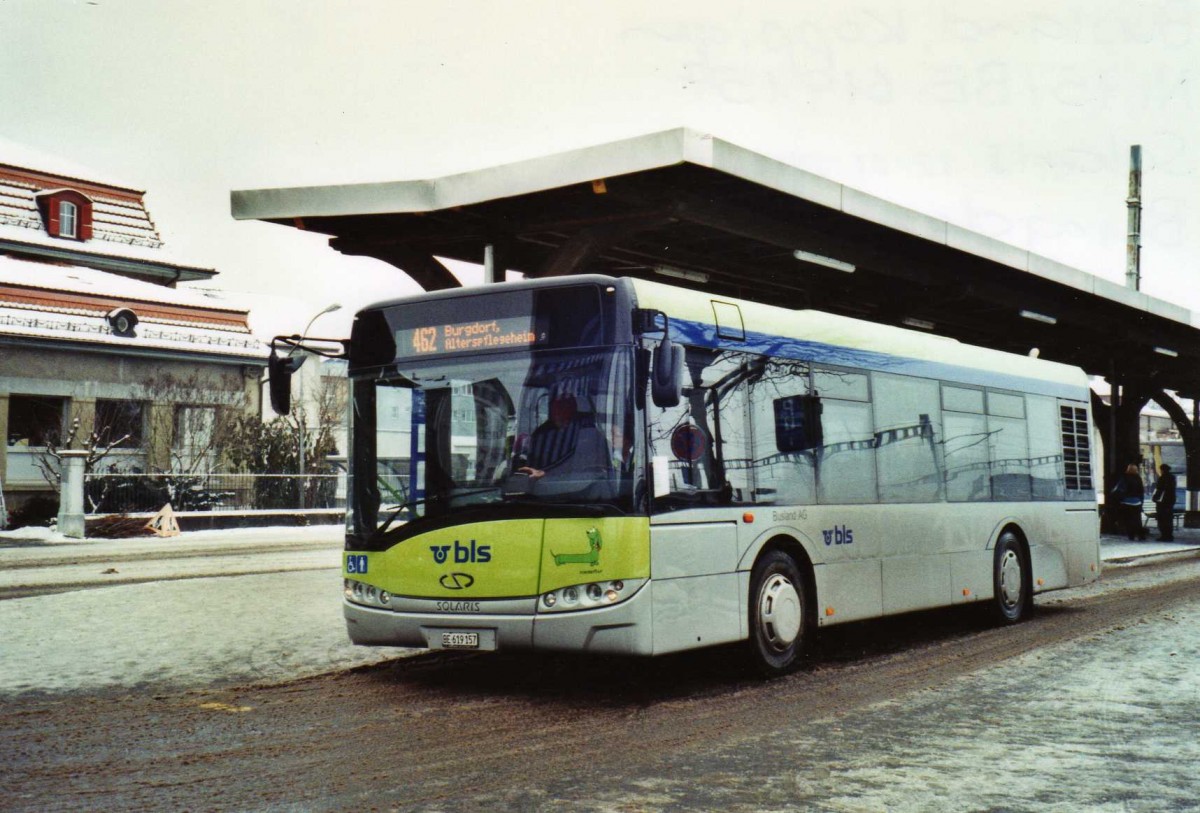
[82, 472, 343, 515]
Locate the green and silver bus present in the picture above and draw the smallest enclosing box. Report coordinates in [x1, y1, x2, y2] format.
[281, 274, 1099, 674]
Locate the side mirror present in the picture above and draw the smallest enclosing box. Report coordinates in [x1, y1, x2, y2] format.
[651, 336, 684, 408]
[268, 350, 306, 415]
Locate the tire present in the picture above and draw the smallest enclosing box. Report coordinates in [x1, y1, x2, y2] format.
[747, 550, 808, 676]
[990, 530, 1030, 624]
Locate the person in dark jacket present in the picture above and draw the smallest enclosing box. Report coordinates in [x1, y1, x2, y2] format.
[1152, 463, 1178, 541]
[1113, 463, 1147, 541]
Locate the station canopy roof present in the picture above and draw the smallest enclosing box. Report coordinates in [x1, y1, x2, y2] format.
[232, 128, 1200, 396]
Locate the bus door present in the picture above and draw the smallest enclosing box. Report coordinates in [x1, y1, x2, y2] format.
[645, 345, 762, 652]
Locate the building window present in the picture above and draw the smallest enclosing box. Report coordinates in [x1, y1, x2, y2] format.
[6, 395, 66, 447]
[174, 405, 218, 471]
[95, 399, 145, 448]
[59, 200, 78, 238]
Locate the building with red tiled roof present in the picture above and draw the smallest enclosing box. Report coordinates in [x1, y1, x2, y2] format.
[1, 146, 267, 518]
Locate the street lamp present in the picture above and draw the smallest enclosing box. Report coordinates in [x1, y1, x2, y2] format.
[300, 302, 342, 343]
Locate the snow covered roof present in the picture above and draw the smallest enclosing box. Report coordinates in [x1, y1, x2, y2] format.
[0, 256, 241, 315]
[0, 142, 214, 282]
[0, 137, 142, 192]
[0, 257, 266, 363]
[0, 304, 267, 361]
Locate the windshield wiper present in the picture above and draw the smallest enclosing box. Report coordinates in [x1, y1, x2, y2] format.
[375, 487, 501, 538]
[375, 494, 440, 538]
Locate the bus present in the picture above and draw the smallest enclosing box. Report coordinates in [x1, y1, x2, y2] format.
[273, 274, 1101, 675]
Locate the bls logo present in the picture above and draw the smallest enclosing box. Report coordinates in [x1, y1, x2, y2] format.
[430, 540, 492, 564]
[822, 525, 854, 546]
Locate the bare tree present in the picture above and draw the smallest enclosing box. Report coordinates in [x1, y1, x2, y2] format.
[35, 416, 129, 494]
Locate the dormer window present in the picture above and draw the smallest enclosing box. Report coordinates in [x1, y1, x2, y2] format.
[35, 189, 93, 241]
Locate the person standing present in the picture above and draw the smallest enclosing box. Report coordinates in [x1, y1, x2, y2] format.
[1152, 463, 1178, 541]
[1112, 463, 1147, 541]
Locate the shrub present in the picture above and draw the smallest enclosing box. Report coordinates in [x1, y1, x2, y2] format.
[6, 496, 59, 529]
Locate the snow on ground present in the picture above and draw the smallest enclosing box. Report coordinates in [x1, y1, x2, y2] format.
[0, 522, 342, 548]
[560, 591, 1200, 813]
[1, 528, 1196, 720]
[0, 569, 413, 698]
[0, 546, 339, 592]
[0, 526, 69, 544]
[777, 602, 1200, 812]
[0, 524, 400, 698]
[796, 601, 1200, 810]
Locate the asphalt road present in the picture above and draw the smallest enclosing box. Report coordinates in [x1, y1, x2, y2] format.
[3, 552, 1199, 812]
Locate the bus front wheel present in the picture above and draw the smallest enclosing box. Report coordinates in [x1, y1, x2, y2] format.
[748, 550, 808, 675]
[990, 530, 1030, 624]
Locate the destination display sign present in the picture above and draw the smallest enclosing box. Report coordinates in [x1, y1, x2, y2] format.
[396, 316, 547, 357]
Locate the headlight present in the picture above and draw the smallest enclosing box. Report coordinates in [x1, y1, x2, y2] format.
[537, 578, 645, 613]
[345, 579, 393, 609]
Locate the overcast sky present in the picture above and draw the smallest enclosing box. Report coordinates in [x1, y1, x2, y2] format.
[2, 0, 1196, 336]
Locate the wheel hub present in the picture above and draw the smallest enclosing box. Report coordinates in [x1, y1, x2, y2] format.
[998, 549, 1023, 608]
[759, 574, 802, 650]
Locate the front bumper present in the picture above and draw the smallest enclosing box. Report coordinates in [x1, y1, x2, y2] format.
[344, 580, 654, 655]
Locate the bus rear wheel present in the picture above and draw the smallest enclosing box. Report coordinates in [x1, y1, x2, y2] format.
[990, 530, 1030, 624]
[748, 550, 808, 675]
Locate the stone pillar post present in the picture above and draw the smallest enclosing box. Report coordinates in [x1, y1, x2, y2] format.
[0, 393, 9, 486]
[57, 450, 89, 538]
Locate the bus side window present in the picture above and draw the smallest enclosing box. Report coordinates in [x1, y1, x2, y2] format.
[817, 398, 877, 504]
[747, 358, 815, 506]
[1027, 395, 1064, 500]
[872, 373, 943, 503]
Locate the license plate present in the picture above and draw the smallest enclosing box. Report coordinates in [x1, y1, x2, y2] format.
[441, 631, 480, 649]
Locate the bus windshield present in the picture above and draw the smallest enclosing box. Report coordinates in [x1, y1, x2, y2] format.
[349, 346, 640, 543]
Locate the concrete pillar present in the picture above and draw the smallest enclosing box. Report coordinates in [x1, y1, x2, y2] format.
[1092, 382, 1150, 534]
[0, 393, 9, 486]
[1192, 399, 1200, 524]
[57, 450, 88, 538]
[483, 242, 508, 284]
